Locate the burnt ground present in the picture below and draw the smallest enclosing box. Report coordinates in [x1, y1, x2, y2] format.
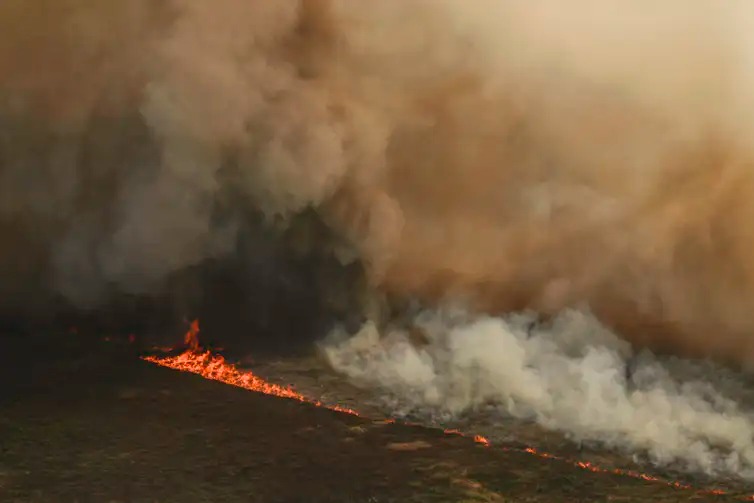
[0, 333, 750, 503]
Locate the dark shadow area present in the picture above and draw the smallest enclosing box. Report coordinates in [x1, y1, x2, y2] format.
[0, 212, 371, 361]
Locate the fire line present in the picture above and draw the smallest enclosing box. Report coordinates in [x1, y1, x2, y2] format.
[140, 322, 749, 501]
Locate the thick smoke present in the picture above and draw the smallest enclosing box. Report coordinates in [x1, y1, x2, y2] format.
[323, 307, 754, 478]
[6, 0, 754, 479]
[4, 0, 754, 359]
[4, 4, 754, 354]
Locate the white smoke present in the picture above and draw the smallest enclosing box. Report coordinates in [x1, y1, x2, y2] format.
[323, 308, 754, 478]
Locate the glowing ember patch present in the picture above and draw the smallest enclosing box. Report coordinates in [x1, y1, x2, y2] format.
[141, 323, 745, 499]
[521, 447, 731, 495]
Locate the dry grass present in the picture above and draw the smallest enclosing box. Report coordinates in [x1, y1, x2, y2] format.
[0, 335, 746, 502]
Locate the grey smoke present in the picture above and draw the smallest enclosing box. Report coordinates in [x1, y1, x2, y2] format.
[323, 308, 754, 478]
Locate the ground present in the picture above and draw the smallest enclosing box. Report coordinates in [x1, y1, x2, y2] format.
[0, 333, 750, 502]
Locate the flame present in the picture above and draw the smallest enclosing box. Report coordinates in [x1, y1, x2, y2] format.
[142, 322, 747, 500]
[520, 447, 733, 496]
[143, 322, 358, 415]
[184, 319, 200, 351]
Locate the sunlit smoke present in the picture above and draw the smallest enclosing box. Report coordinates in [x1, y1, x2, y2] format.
[4, 1, 754, 359]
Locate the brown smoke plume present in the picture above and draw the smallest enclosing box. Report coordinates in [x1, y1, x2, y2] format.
[3, 0, 754, 362]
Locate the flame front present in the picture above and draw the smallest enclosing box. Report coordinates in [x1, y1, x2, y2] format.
[141, 322, 745, 500]
[142, 323, 358, 415]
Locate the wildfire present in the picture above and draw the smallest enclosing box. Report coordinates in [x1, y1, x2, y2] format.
[519, 447, 732, 497]
[142, 321, 747, 500]
[142, 320, 358, 416]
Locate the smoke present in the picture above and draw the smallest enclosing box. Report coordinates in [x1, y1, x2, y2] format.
[4, 1, 754, 370]
[5, 0, 754, 479]
[5, 0, 753, 356]
[323, 307, 754, 478]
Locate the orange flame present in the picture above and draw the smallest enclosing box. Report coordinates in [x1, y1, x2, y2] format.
[184, 319, 200, 351]
[142, 322, 745, 500]
[143, 321, 358, 416]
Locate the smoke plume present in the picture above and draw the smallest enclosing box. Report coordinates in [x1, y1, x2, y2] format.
[324, 307, 754, 478]
[6, 0, 754, 479]
[4, 0, 754, 358]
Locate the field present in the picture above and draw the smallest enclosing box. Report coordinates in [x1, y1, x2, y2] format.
[1, 333, 749, 502]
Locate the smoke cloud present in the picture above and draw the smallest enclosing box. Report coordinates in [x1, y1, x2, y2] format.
[324, 307, 754, 478]
[6, 0, 754, 480]
[5, 0, 754, 359]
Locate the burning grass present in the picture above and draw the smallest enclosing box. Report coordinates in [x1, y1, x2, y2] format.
[143, 349, 360, 416]
[141, 321, 752, 501]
